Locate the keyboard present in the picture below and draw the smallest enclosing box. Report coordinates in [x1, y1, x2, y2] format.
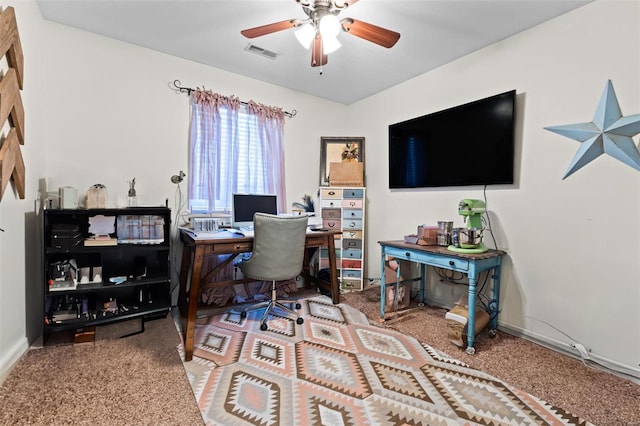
[240, 225, 254, 233]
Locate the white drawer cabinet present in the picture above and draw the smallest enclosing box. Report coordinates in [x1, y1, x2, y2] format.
[319, 187, 366, 291]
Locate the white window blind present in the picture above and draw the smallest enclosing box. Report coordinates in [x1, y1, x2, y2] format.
[189, 105, 269, 214]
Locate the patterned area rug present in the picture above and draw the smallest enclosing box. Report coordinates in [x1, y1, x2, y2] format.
[177, 296, 592, 426]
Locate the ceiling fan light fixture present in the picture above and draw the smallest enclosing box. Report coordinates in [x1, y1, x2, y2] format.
[319, 14, 341, 38]
[295, 23, 315, 49]
[319, 13, 342, 54]
[322, 35, 341, 54]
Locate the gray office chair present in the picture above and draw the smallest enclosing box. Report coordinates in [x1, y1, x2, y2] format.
[238, 212, 309, 330]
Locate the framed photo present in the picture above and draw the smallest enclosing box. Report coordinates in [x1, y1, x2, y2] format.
[319, 137, 365, 186]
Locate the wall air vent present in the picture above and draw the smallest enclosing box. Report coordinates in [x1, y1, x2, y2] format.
[244, 43, 280, 60]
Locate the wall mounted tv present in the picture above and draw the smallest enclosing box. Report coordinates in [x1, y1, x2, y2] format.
[388, 90, 516, 188]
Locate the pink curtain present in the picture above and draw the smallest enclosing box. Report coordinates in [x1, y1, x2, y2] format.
[188, 89, 287, 213]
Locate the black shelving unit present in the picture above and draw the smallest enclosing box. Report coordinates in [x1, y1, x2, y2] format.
[43, 207, 171, 340]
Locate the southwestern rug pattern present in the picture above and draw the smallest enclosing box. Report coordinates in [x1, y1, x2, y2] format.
[177, 296, 592, 426]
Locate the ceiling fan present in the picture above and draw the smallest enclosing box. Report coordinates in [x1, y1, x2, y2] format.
[240, 0, 401, 67]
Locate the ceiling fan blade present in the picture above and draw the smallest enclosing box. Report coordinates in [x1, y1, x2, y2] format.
[341, 18, 400, 48]
[241, 19, 299, 39]
[311, 34, 328, 67]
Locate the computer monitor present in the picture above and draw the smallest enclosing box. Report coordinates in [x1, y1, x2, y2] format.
[232, 193, 278, 228]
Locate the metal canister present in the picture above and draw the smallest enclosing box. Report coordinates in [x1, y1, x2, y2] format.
[452, 228, 460, 247]
[437, 231, 451, 246]
[438, 221, 453, 233]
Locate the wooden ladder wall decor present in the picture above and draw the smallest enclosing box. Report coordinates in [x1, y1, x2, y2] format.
[0, 6, 25, 201]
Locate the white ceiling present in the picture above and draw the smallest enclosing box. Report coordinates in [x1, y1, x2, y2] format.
[36, 0, 592, 105]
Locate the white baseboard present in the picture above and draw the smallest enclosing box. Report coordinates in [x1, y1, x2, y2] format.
[0, 337, 29, 385]
[498, 322, 640, 385]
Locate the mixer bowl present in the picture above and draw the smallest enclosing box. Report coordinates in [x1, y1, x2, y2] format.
[454, 227, 484, 248]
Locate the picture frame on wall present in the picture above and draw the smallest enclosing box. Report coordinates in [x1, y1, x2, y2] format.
[319, 137, 365, 186]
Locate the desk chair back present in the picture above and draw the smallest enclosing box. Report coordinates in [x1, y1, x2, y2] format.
[240, 213, 309, 281]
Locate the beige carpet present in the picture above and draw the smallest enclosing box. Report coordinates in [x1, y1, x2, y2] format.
[0, 315, 203, 425]
[180, 295, 596, 425]
[1, 287, 638, 426]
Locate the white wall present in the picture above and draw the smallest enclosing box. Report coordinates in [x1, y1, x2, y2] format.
[0, 0, 48, 383]
[0, 0, 348, 382]
[349, 0, 639, 376]
[2, 0, 639, 382]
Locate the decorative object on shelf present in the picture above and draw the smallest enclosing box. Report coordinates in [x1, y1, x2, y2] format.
[291, 194, 315, 213]
[59, 186, 78, 209]
[319, 136, 365, 186]
[544, 79, 640, 179]
[0, 6, 25, 201]
[127, 178, 137, 206]
[341, 142, 359, 162]
[86, 184, 107, 209]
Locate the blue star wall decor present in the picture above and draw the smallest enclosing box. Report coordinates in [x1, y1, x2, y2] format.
[544, 80, 640, 179]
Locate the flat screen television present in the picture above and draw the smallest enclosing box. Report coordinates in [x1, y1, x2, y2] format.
[232, 193, 278, 228]
[388, 90, 516, 188]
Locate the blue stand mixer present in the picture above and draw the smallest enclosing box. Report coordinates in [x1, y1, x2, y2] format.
[447, 199, 488, 254]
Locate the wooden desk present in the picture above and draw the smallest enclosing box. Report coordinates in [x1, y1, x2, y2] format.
[178, 229, 342, 361]
[379, 240, 504, 354]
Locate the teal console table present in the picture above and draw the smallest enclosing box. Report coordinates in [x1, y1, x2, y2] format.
[378, 240, 505, 354]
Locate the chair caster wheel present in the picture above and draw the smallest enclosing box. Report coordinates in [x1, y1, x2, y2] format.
[240, 311, 247, 319]
[295, 303, 301, 309]
[260, 323, 268, 331]
[465, 346, 476, 355]
[489, 329, 497, 338]
[296, 317, 304, 325]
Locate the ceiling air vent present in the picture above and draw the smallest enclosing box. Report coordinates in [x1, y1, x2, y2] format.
[244, 43, 280, 60]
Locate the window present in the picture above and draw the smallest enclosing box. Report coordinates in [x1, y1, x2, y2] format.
[188, 91, 286, 214]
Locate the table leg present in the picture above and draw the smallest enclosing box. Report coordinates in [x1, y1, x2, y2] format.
[418, 263, 426, 306]
[177, 245, 192, 317]
[379, 252, 387, 320]
[302, 248, 311, 288]
[490, 264, 501, 331]
[327, 235, 340, 304]
[466, 274, 478, 354]
[184, 246, 205, 362]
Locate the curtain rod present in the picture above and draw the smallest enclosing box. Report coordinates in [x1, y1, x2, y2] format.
[170, 80, 297, 119]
